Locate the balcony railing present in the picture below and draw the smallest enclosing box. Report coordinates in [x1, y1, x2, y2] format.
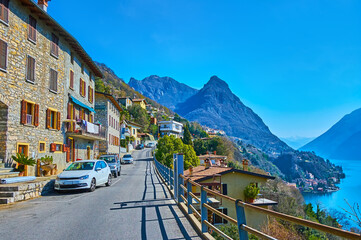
[154, 155, 361, 240]
[65, 120, 106, 140]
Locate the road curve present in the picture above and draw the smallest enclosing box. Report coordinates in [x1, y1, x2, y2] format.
[0, 149, 201, 240]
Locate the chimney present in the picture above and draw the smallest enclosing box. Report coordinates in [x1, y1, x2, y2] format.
[242, 159, 249, 171]
[204, 158, 211, 169]
[189, 166, 193, 176]
[220, 159, 226, 168]
[38, 0, 51, 12]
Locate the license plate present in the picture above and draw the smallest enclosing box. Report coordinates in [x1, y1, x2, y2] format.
[63, 181, 73, 185]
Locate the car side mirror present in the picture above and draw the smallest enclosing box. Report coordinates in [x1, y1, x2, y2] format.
[96, 168, 101, 171]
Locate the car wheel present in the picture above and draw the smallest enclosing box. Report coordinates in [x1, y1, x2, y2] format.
[118, 169, 120, 176]
[106, 174, 112, 186]
[89, 178, 96, 192]
[113, 172, 117, 178]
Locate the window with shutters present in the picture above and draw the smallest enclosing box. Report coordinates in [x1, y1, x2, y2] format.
[46, 108, 61, 130]
[79, 78, 86, 97]
[50, 33, 59, 58]
[0, 38, 7, 71]
[0, 0, 9, 25]
[69, 70, 74, 89]
[50, 142, 63, 153]
[20, 100, 39, 127]
[88, 86, 93, 103]
[49, 68, 58, 93]
[26, 55, 35, 83]
[28, 15, 37, 43]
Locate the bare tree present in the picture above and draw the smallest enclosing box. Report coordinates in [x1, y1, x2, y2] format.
[341, 200, 361, 229]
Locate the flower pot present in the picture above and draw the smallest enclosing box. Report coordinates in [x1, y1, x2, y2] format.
[18, 171, 25, 177]
[246, 198, 255, 203]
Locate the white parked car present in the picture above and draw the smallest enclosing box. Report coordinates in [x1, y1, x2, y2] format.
[54, 160, 112, 192]
[122, 154, 134, 164]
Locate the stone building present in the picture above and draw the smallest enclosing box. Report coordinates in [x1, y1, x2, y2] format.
[95, 92, 122, 155]
[117, 97, 132, 109]
[0, 0, 103, 175]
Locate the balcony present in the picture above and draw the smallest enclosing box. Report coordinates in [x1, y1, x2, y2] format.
[65, 119, 106, 141]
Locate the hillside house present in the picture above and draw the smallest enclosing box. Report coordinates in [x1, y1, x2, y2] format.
[95, 92, 123, 155]
[184, 164, 277, 230]
[0, 0, 103, 175]
[198, 152, 227, 166]
[132, 99, 147, 110]
[117, 97, 132, 109]
[158, 120, 183, 138]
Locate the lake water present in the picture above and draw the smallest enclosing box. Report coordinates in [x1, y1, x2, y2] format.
[303, 159, 361, 228]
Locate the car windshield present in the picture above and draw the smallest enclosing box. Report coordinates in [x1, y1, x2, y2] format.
[100, 156, 116, 163]
[124, 155, 132, 158]
[65, 162, 95, 171]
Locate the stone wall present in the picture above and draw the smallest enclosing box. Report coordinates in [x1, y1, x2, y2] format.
[0, 1, 99, 175]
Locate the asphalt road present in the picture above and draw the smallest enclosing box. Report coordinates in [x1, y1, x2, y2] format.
[0, 149, 201, 240]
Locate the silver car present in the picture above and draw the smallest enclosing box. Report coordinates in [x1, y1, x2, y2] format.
[99, 155, 121, 178]
[122, 154, 134, 164]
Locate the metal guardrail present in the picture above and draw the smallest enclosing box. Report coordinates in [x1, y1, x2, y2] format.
[153, 156, 361, 240]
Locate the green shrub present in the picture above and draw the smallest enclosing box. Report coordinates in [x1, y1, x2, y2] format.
[244, 183, 260, 200]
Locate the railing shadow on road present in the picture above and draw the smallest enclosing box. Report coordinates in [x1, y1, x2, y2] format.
[109, 158, 195, 240]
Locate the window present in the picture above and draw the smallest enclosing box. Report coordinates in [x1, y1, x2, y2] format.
[81, 63, 84, 74]
[101, 161, 107, 169]
[20, 100, 39, 126]
[70, 52, 74, 64]
[79, 78, 86, 97]
[28, 15, 37, 43]
[0, 38, 7, 71]
[50, 143, 63, 153]
[26, 56, 35, 82]
[39, 141, 46, 153]
[49, 68, 58, 93]
[89, 72, 92, 82]
[88, 86, 93, 103]
[46, 108, 60, 130]
[69, 70, 74, 89]
[213, 208, 228, 224]
[50, 33, 59, 58]
[0, 0, 9, 24]
[222, 184, 228, 195]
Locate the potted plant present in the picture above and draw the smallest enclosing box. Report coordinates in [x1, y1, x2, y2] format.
[40, 155, 56, 176]
[11, 153, 36, 176]
[244, 183, 260, 203]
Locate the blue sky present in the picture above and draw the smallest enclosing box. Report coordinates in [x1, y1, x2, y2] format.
[48, 0, 361, 138]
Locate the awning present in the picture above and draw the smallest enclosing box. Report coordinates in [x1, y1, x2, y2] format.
[70, 96, 96, 113]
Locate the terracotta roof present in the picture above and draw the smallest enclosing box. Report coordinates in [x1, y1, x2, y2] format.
[132, 99, 147, 103]
[184, 166, 275, 182]
[20, 0, 103, 78]
[198, 154, 227, 159]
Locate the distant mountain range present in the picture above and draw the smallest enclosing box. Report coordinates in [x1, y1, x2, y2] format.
[95, 63, 173, 115]
[281, 136, 315, 150]
[131, 75, 291, 155]
[301, 108, 361, 160]
[129, 76, 198, 111]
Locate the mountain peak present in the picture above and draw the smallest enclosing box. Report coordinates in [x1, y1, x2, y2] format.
[205, 76, 229, 89]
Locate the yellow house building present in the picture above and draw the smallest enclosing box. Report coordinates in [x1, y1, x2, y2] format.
[184, 165, 277, 230]
[127, 121, 142, 147]
[132, 99, 147, 110]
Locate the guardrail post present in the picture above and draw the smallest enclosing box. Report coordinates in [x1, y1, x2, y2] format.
[201, 186, 208, 233]
[173, 154, 178, 200]
[177, 154, 184, 203]
[170, 169, 174, 190]
[187, 179, 193, 214]
[235, 200, 248, 240]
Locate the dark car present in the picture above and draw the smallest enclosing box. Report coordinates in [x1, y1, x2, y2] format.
[136, 144, 144, 150]
[99, 154, 121, 178]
